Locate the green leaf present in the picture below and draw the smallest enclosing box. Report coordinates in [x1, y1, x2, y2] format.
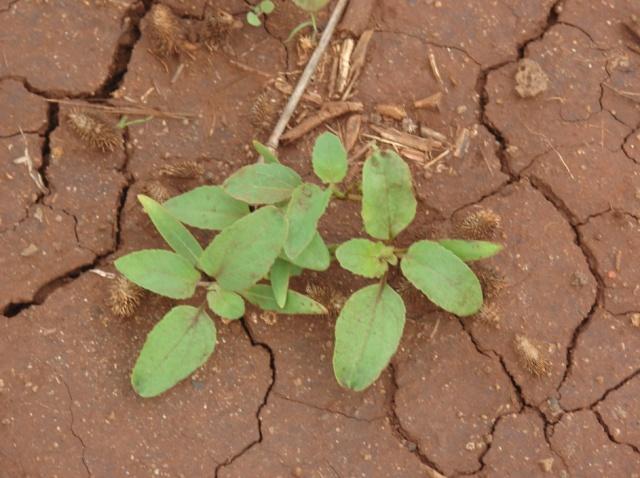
[131, 305, 216, 398]
[138, 195, 203, 265]
[400, 240, 482, 316]
[163, 186, 249, 230]
[243, 284, 327, 314]
[333, 283, 405, 391]
[438, 239, 503, 262]
[284, 183, 331, 259]
[260, 0, 275, 14]
[247, 11, 261, 26]
[283, 232, 330, 271]
[361, 149, 417, 240]
[252, 140, 279, 164]
[199, 206, 287, 292]
[115, 249, 200, 299]
[207, 285, 245, 320]
[312, 132, 348, 184]
[270, 259, 291, 308]
[335, 239, 395, 278]
[292, 0, 329, 12]
[223, 163, 301, 204]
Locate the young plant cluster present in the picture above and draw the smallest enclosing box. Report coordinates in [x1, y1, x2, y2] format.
[114, 133, 502, 397]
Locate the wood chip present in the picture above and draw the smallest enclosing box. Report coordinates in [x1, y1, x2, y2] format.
[342, 29, 374, 99]
[337, 38, 355, 95]
[327, 48, 340, 99]
[20, 244, 39, 257]
[414, 92, 442, 110]
[281, 101, 364, 142]
[453, 127, 471, 158]
[428, 51, 443, 85]
[274, 79, 323, 106]
[375, 104, 407, 120]
[419, 125, 448, 143]
[338, 0, 377, 37]
[369, 124, 441, 152]
[343, 114, 362, 152]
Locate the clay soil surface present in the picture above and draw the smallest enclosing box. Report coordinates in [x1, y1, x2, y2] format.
[1, 0, 640, 477]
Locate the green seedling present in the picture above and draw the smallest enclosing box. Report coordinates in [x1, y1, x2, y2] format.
[287, 0, 329, 41]
[115, 132, 502, 397]
[246, 0, 275, 27]
[117, 115, 153, 129]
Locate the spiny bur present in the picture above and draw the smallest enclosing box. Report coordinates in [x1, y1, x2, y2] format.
[251, 88, 284, 133]
[514, 335, 551, 377]
[144, 181, 173, 203]
[146, 4, 189, 57]
[305, 283, 345, 316]
[455, 208, 501, 240]
[475, 266, 507, 299]
[108, 276, 143, 318]
[66, 110, 123, 152]
[475, 303, 501, 328]
[159, 160, 205, 179]
[200, 7, 237, 50]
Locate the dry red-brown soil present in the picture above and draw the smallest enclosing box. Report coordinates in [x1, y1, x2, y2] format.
[1, 0, 640, 477]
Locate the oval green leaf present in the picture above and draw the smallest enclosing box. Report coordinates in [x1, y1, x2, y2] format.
[207, 285, 245, 320]
[115, 249, 200, 299]
[335, 239, 394, 278]
[131, 305, 216, 398]
[139, 195, 203, 265]
[243, 284, 327, 314]
[362, 149, 416, 240]
[163, 186, 249, 230]
[270, 259, 291, 308]
[293, 0, 329, 12]
[285, 183, 331, 259]
[260, 0, 275, 14]
[400, 240, 483, 316]
[438, 239, 503, 262]
[223, 163, 301, 204]
[252, 140, 279, 164]
[246, 11, 261, 26]
[333, 283, 406, 391]
[283, 232, 330, 271]
[199, 206, 287, 292]
[312, 132, 348, 184]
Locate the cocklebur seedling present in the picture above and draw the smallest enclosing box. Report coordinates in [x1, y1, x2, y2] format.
[114, 138, 334, 397]
[246, 0, 275, 27]
[325, 144, 503, 391]
[287, 0, 330, 40]
[113, 132, 503, 397]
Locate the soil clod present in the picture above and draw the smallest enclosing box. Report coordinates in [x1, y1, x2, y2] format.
[515, 59, 549, 98]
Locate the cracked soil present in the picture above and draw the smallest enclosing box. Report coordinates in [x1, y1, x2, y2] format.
[1, 0, 640, 477]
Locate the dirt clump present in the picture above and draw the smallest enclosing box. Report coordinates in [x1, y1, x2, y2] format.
[515, 58, 549, 98]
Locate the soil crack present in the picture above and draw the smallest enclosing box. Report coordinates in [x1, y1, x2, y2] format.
[213, 318, 276, 477]
[59, 376, 91, 477]
[593, 409, 640, 456]
[387, 363, 447, 477]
